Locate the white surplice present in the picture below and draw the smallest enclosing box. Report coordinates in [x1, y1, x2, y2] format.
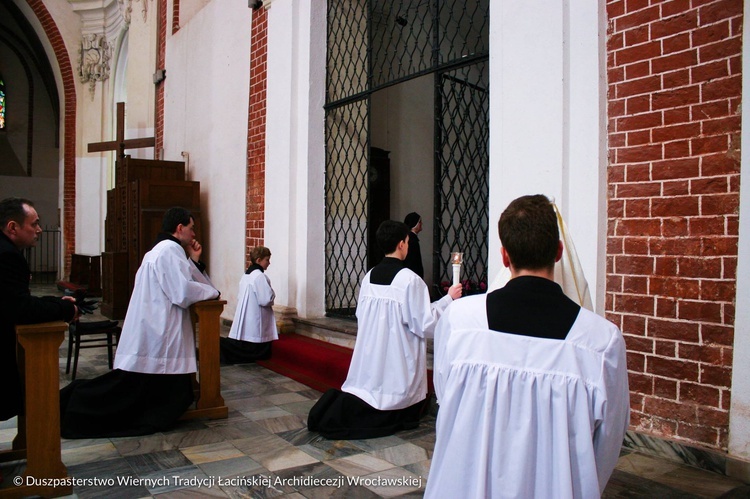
[227, 268, 278, 343]
[426, 295, 629, 499]
[341, 268, 453, 410]
[114, 239, 220, 374]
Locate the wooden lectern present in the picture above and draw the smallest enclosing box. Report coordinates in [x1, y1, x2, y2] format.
[0, 322, 71, 499]
[182, 300, 229, 420]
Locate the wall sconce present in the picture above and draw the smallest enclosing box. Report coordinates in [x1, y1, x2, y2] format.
[249, 0, 263, 10]
[153, 69, 166, 84]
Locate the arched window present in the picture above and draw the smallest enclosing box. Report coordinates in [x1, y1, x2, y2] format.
[0, 76, 5, 130]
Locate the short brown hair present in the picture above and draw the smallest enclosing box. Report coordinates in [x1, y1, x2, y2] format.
[498, 194, 559, 271]
[249, 246, 271, 263]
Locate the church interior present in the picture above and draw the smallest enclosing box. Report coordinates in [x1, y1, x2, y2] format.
[2, 0, 750, 496]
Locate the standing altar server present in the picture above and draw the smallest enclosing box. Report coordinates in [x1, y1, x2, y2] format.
[426, 195, 629, 499]
[220, 246, 277, 363]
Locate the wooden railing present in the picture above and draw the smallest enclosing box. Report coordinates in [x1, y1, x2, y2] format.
[0, 321, 71, 498]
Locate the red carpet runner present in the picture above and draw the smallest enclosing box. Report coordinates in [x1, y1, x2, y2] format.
[257, 332, 436, 395]
[257, 333, 353, 392]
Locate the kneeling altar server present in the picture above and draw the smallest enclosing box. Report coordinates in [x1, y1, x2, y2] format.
[308, 220, 461, 439]
[220, 246, 278, 363]
[60, 207, 220, 438]
[425, 195, 629, 498]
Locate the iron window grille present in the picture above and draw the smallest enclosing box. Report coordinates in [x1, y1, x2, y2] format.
[325, 0, 489, 317]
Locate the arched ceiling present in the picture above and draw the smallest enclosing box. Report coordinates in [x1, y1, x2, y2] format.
[0, 0, 60, 133]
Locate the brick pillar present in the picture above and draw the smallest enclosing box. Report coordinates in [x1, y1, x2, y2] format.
[606, 0, 742, 450]
[25, 0, 77, 279]
[155, 0, 167, 152]
[245, 8, 268, 263]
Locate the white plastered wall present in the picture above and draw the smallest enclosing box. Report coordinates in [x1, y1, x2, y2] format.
[163, 0, 251, 320]
[180, 0, 212, 26]
[85, 9, 155, 253]
[488, 1, 607, 312]
[124, 7, 156, 160]
[72, 0, 157, 256]
[264, 0, 327, 319]
[727, 0, 750, 463]
[76, 103, 110, 256]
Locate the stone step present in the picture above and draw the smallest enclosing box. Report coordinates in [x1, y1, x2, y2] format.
[292, 316, 357, 349]
[290, 315, 436, 368]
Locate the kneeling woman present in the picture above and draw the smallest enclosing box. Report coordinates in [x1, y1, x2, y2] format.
[220, 246, 277, 363]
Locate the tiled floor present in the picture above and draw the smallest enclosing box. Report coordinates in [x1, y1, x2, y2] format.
[1, 286, 749, 498]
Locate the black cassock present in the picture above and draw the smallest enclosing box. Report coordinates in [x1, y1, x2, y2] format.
[403, 232, 423, 278]
[307, 389, 428, 440]
[219, 336, 272, 364]
[59, 369, 194, 438]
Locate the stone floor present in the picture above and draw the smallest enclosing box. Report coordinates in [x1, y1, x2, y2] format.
[1, 285, 749, 498]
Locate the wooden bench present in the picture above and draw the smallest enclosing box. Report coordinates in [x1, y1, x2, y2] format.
[0, 321, 71, 498]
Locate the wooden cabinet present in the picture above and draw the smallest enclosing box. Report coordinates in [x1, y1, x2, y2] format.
[127, 179, 201, 290]
[105, 190, 116, 252]
[69, 254, 102, 296]
[106, 158, 186, 253]
[101, 251, 128, 319]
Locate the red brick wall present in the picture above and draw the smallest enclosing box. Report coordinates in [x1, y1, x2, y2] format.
[155, 0, 167, 152]
[607, 0, 742, 450]
[172, 0, 180, 34]
[245, 8, 268, 263]
[25, 0, 76, 278]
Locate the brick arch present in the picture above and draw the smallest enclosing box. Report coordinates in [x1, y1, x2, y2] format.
[25, 0, 76, 277]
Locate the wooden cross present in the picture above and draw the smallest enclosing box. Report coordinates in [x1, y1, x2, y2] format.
[87, 102, 155, 159]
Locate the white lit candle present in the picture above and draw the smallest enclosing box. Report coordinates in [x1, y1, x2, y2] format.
[451, 252, 463, 286]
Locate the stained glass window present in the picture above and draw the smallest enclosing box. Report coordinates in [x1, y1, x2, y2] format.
[0, 77, 5, 129]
